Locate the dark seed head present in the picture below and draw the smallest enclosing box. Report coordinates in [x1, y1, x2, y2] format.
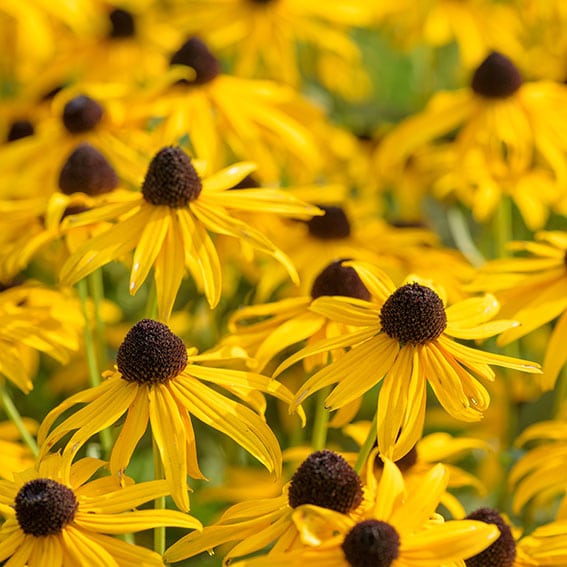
[170, 37, 221, 86]
[471, 52, 523, 99]
[307, 206, 351, 240]
[380, 283, 447, 345]
[117, 319, 188, 385]
[58, 143, 119, 196]
[342, 519, 400, 567]
[15, 478, 78, 537]
[7, 119, 34, 142]
[310, 260, 371, 301]
[108, 8, 136, 39]
[287, 450, 363, 513]
[142, 146, 202, 208]
[465, 508, 516, 567]
[62, 95, 104, 134]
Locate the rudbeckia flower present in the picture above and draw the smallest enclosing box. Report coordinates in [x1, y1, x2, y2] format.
[224, 458, 500, 567]
[0, 142, 124, 281]
[38, 319, 303, 511]
[0, 282, 82, 393]
[469, 230, 567, 390]
[165, 449, 366, 564]
[141, 36, 329, 183]
[345, 421, 490, 518]
[275, 261, 541, 460]
[165, 0, 373, 99]
[59, 145, 321, 319]
[376, 51, 567, 228]
[0, 453, 201, 566]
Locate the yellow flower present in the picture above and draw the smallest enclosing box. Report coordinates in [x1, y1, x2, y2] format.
[38, 319, 302, 511]
[165, 449, 366, 564]
[225, 458, 500, 567]
[165, 0, 374, 99]
[59, 145, 321, 320]
[345, 421, 490, 518]
[0, 142, 127, 281]
[275, 261, 541, 460]
[141, 36, 330, 183]
[470, 230, 567, 390]
[0, 453, 201, 566]
[0, 282, 82, 393]
[376, 52, 567, 228]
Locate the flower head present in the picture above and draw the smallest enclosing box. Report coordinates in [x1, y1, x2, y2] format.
[38, 319, 302, 511]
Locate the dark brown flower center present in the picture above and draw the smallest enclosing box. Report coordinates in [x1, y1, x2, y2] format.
[62, 95, 104, 134]
[311, 260, 371, 301]
[108, 8, 136, 38]
[380, 283, 447, 345]
[342, 520, 400, 567]
[465, 508, 516, 567]
[58, 143, 119, 196]
[7, 119, 34, 142]
[287, 450, 363, 513]
[141, 146, 202, 208]
[117, 319, 188, 385]
[307, 206, 351, 239]
[471, 52, 523, 99]
[170, 37, 221, 86]
[15, 478, 78, 537]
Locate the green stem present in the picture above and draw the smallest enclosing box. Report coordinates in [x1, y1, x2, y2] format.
[87, 270, 107, 372]
[493, 196, 513, 260]
[446, 206, 485, 267]
[311, 386, 331, 451]
[153, 437, 166, 555]
[76, 279, 112, 457]
[145, 277, 158, 320]
[354, 412, 378, 474]
[0, 381, 39, 458]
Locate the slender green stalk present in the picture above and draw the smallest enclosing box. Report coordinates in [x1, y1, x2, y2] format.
[446, 206, 485, 267]
[311, 386, 331, 451]
[153, 437, 166, 555]
[87, 270, 107, 372]
[494, 196, 513, 260]
[0, 381, 38, 458]
[144, 277, 158, 320]
[76, 279, 112, 456]
[354, 412, 378, 474]
[554, 365, 567, 418]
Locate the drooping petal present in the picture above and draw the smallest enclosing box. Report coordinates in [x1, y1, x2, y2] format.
[542, 310, 567, 391]
[61, 525, 119, 567]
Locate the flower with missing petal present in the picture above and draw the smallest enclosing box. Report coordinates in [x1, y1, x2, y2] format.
[38, 319, 303, 511]
[59, 145, 321, 319]
[0, 453, 200, 566]
[275, 261, 541, 460]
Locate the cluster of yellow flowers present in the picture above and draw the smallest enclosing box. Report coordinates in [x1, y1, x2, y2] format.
[1, 1, 567, 565]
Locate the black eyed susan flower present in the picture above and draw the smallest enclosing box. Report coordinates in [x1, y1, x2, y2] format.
[275, 261, 541, 461]
[165, 0, 373, 99]
[223, 458, 500, 567]
[0, 283, 82, 393]
[164, 449, 365, 564]
[345, 421, 490, 518]
[142, 36, 330, 183]
[38, 319, 303, 512]
[469, 230, 567, 391]
[0, 453, 201, 566]
[376, 51, 567, 229]
[226, 259, 371, 373]
[59, 145, 321, 319]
